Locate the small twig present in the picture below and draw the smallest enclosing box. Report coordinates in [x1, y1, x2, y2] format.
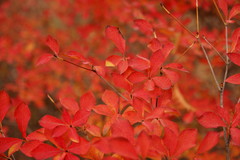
[212, 0, 226, 25]
[47, 94, 62, 113]
[160, 3, 196, 38]
[202, 36, 226, 63]
[196, 0, 200, 38]
[198, 39, 221, 91]
[175, 41, 196, 62]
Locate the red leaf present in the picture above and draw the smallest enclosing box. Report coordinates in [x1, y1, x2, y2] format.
[32, 143, 61, 159]
[231, 28, 240, 52]
[20, 140, 42, 157]
[60, 97, 79, 114]
[128, 71, 147, 84]
[80, 91, 96, 111]
[144, 79, 155, 91]
[153, 76, 172, 90]
[14, 103, 31, 138]
[163, 69, 180, 85]
[226, 73, 240, 84]
[86, 124, 101, 137]
[105, 55, 122, 67]
[198, 112, 226, 128]
[197, 131, 219, 154]
[102, 90, 119, 109]
[164, 63, 189, 72]
[109, 137, 138, 159]
[105, 26, 126, 54]
[228, 53, 240, 66]
[39, 115, 64, 129]
[150, 50, 165, 75]
[136, 131, 150, 158]
[46, 35, 59, 55]
[117, 59, 128, 74]
[68, 128, 79, 143]
[229, 4, 240, 20]
[68, 138, 90, 155]
[0, 91, 10, 122]
[0, 137, 22, 153]
[148, 38, 162, 52]
[66, 51, 88, 63]
[111, 118, 135, 144]
[112, 73, 132, 91]
[230, 128, 240, 146]
[217, 0, 228, 18]
[72, 109, 90, 126]
[26, 128, 47, 141]
[128, 55, 150, 71]
[134, 19, 153, 35]
[36, 53, 54, 66]
[163, 127, 178, 155]
[174, 129, 197, 156]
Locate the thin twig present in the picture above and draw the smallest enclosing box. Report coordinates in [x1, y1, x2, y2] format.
[176, 41, 196, 62]
[198, 39, 221, 91]
[160, 3, 196, 38]
[202, 36, 226, 63]
[196, 0, 200, 38]
[212, 0, 226, 25]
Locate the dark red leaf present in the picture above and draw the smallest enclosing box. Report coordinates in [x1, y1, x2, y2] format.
[0, 91, 10, 122]
[226, 73, 240, 84]
[14, 103, 31, 138]
[105, 26, 126, 54]
[46, 35, 59, 55]
[197, 131, 219, 154]
[198, 112, 226, 128]
[217, 0, 228, 19]
[109, 137, 138, 159]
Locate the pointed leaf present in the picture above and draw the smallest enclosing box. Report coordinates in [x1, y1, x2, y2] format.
[148, 38, 162, 52]
[72, 109, 90, 126]
[153, 76, 172, 90]
[80, 91, 96, 111]
[134, 19, 153, 35]
[36, 53, 54, 66]
[228, 53, 240, 66]
[218, 0, 228, 18]
[32, 143, 61, 159]
[60, 97, 79, 114]
[39, 115, 64, 129]
[14, 103, 31, 138]
[230, 128, 240, 146]
[92, 104, 115, 117]
[68, 137, 90, 155]
[20, 140, 42, 157]
[174, 129, 197, 156]
[105, 26, 126, 54]
[229, 4, 240, 20]
[197, 131, 219, 154]
[136, 131, 150, 158]
[225, 73, 240, 84]
[109, 137, 138, 159]
[102, 90, 119, 109]
[150, 50, 165, 75]
[46, 35, 59, 55]
[198, 112, 226, 128]
[0, 91, 10, 122]
[0, 137, 22, 153]
[128, 55, 150, 71]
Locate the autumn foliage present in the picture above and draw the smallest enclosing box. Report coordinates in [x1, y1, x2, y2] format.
[0, 0, 240, 160]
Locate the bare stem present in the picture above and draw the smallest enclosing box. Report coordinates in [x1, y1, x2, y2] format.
[212, 0, 226, 25]
[160, 3, 196, 38]
[202, 36, 226, 63]
[176, 41, 196, 62]
[196, 0, 200, 37]
[220, 25, 231, 160]
[198, 39, 221, 91]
